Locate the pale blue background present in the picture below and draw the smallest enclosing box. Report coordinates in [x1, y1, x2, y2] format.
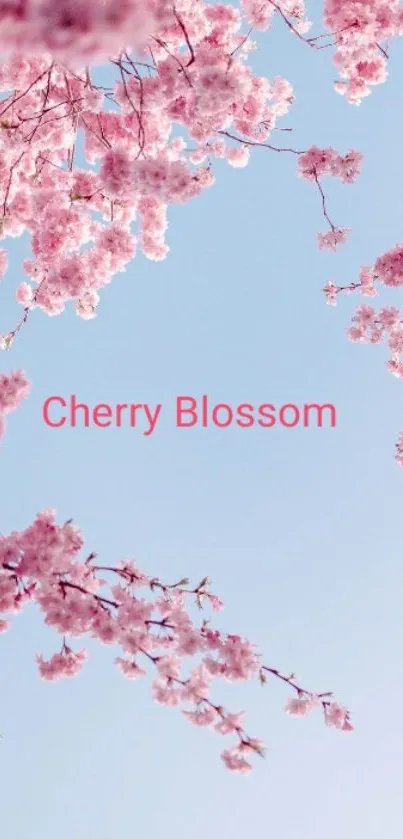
[1, 15, 403, 839]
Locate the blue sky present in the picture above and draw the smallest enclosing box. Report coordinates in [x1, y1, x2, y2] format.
[1, 15, 403, 839]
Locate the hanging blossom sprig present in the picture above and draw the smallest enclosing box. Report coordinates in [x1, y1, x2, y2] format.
[256, 0, 403, 467]
[324, 246, 403, 467]
[0, 510, 352, 774]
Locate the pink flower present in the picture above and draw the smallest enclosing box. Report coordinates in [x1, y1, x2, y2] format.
[221, 748, 252, 774]
[181, 665, 211, 702]
[379, 307, 401, 329]
[299, 146, 362, 183]
[16, 282, 34, 306]
[323, 281, 338, 306]
[324, 703, 353, 731]
[387, 360, 403, 379]
[208, 594, 225, 612]
[177, 630, 203, 656]
[152, 680, 182, 707]
[225, 146, 250, 168]
[156, 655, 181, 680]
[388, 326, 403, 354]
[115, 657, 146, 679]
[347, 326, 366, 342]
[83, 88, 104, 113]
[241, 0, 276, 29]
[353, 305, 376, 327]
[97, 225, 136, 272]
[285, 696, 319, 717]
[318, 228, 350, 251]
[0, 370, 30, 443]
[219, 635, 259, 680]
[36, 649, 88, 681]
[76, 291, 99, 320]
[369, 329, 383, 344]
[359, 266, 375, 288]
[214, 711, 245, 735]
[374, 245, 403, 288]
[183, 707, 218, 726]
[298, 146, 339, 181]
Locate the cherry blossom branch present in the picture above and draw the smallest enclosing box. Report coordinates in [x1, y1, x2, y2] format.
[0, 6, 364, 347]
[217, 132, 359, 241]
[0, 511, 352, 773]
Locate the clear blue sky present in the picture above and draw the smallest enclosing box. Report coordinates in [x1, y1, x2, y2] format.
[1, 16, 403, 839]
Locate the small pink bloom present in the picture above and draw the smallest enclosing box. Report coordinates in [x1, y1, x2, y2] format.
[115, 657, 146, 679]
[16, 282, 34, 306]
[0, 249, 8, 280]
[285, 696, 318, 717]
[221, 748, 252, 774]
[183, 707, 217, 726]
[324, 703, 352, 731]
[318, 228, 350, 251]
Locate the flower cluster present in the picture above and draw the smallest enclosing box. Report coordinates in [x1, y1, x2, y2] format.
[0, 510, 352, 773]
[298, 146, 363, 184]
[347, 304, 403, 367]
[0, 368, 30, 441]
[324, 0, 403, 104]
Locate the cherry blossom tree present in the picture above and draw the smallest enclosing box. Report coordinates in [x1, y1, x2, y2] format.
[1, 0, 403, 770]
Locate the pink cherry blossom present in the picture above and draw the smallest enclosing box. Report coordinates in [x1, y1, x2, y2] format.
[285, 696, 319, 717]
[16, 282, 34, 306]
[221, 748, 253, 774]
[36, 648, 88, 681]
[324, 702, 353, 732]
[318, 227, 351, 251]
[0, 369, 30, 440]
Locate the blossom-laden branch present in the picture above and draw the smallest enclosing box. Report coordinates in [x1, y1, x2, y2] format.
[0, 511, 352, 774]
[0, 1, 361, 349]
